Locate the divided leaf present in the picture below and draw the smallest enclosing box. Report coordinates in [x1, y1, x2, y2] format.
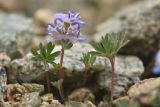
[90, 32, 129, 58]
[81, 52, 96, 68]
[31, 42, 60, 71]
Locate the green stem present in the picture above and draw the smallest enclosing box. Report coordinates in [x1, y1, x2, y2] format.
[109, 57, 115, 107]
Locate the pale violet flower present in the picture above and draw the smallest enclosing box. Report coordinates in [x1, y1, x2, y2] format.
[46, 10, 85, 43]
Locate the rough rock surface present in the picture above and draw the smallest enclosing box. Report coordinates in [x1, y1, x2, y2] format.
[9, 54, 45, 83]
[9, 43, 144, 97]
[0, 11, 35, 59]
[65, 101, 86, 107]
[68, 88, 95, 102]
[0, 66, 7, 98]
[128, 77, 160, 104]
[19, 92, 41, 107]
[8, 83, 44, 102]
[97, 55, 144, 98]
[0, 52, 11, 67]
[94, 0, 160, 60]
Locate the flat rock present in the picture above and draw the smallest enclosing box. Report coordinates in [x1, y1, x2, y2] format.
[65, 101, 86, 107]
[94, 0, 160, 60]
[128, 77, 160, 104]
[19, 92, 41, 107]
[9, 54, 45, 83]
[0, 11, 35, 59]
[8, 83, 44, 102]
[0, 52, 11, 67]
[68, 88, 95, 102]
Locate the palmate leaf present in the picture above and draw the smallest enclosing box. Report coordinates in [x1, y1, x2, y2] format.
[31, 42, 60, 71]
[81, 52, 96, 68]
[47, 42, 55, 56]
[91, 32, 129, 58]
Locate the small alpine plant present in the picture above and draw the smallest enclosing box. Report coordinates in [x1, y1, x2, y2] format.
[46, 10, 85, 100]
[31, 42, 60, 92]
[90, 33, 129, 107]
[81, 52, 96, 81]
[47, 10, 85, 79]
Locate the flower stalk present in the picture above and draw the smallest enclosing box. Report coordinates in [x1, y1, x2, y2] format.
[58, 47, 64, 79]
[58, 47, 65, 100]
[90, 33, 129, 107]
[109, 56, 115, 107]
[45, 71, 51, 92]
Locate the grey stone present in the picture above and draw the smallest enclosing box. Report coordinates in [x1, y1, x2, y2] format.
[94, 0, 160, 60]
[0, 11, 35, 59]
[19, 92, 41, 107]
[65, 101, 86, 107]
[0, 52, 11, 67]
[22, 83, 44, 94]
[8, 83, 44, 102]
[128, 77, 160, 104]
[97, 56, 144, 98]
[9, 54, 45, 83]
[84, 101, 96, 107]
[68, 88, 95, 102]
[0, 66, 7, 98]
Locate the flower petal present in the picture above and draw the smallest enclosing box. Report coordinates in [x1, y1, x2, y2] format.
[46, 24, 56, 34]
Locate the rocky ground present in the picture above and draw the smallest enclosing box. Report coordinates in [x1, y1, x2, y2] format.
[0, 0, 160, 107]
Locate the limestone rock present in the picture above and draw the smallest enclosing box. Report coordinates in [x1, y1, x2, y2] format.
[94, 0, 160, 60]
[0, 52, 11, 67]
[22, 83, 44, 94]
[40, 100, 64, 107]
[128, 77, 160, 104]
[113, 96, 130, 106]
[97, 56, 144, 98]
[19, 92, 41, 107]
[8, 83, 44, 102]
[41, 93, 54, 102]
[0, 11, 35, 59]
[0, 66, 7, 98]
[68, 88, 95, 102]
[84, 101, 96, 107]
[9, 54, 45, 83]
[65, 101, 86, 107]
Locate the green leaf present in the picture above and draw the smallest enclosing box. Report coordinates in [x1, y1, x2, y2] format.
[89, 51, 101, 56]
[47, 42, 55, 55]
[52, 63, 59, 72]
[39, 43, 46, 59]
[31, 48, 38, 56]
[49, 51, 60, 58]
[103, 95, 109, 104]
[90, 32, 129, 58]
[32, 54, 43, 61]
[51, 79, 64, 90]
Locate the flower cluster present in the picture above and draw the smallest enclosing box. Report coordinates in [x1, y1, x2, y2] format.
[47, 10, 85, 43]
